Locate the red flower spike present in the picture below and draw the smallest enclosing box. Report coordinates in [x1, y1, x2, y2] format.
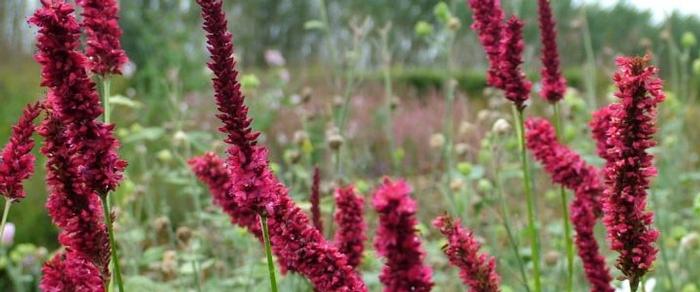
[0, 102, 42, 201]
[373, 178, 434, 292]
[310, 166, 323, 233]
[467, 0, 506, 88]
[40, 251, 105, 292]
[537, 0, 567, 103]
[195, 1, 366, 290]
[333, 185, 366, 269]
[500, 16, 532, 110]
[433, 215, 501, 292]
[77, 0, 128, 75]
[602, 56, 663, 288]
[525, 118, 614, 291]
[590, 105, 616, 162]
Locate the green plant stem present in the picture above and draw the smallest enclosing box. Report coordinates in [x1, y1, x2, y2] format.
[515, 107, 542, 292]
[0, 198, 12, 246]
[552, 103, 574, 292]
[100, 194, 124, 292]
[581, 8, 597, 109]
[102, 78, 112, 124]
[260, 215, 278, 292]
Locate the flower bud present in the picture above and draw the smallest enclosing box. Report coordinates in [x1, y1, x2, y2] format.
[682, 31, 697, 48]
[415, 21, 434, 38]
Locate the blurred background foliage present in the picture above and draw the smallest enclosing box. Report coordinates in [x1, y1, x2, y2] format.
[1, 0, 700, 291]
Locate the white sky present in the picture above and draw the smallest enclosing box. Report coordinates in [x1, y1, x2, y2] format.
[579, 0, 700, 21]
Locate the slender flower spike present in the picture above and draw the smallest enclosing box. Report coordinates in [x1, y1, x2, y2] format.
[76, 0, 128, 75]
[0, 102, 42, 201]
[500, 16, 532, 110]
[310, 166, 323, 233]
[373, 178, 433, 292]
[467, 0, 506, 88]
[537, 0, 567, 103]
[30, 0, 123, 286]
[333, 185, 366, 269]
[602, 56, 663, 290]
[41, 251, 105, 292]
[196, 1, 366, 290]
[590, 105, 615, 162]
[525, 118, 614, 291]
[188, 153, 261, 239]
[433, 215, 501, 292]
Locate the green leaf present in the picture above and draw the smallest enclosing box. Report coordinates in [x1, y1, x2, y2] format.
[109, 95, 143, 109]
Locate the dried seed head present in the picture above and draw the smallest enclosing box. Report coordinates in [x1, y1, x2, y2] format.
[459, 121, 476, 136]
[390, 96, 400, 111]
[447, 17, 461, 31]
[544, 250, 560, 267]
[293, 130, 309, 146]
[429, 133, 446, 149]
[450, 179, 465, 192]
[455, 143, 469, 157]
[492, 118, 511, 134]
[301, 86, 313, 103]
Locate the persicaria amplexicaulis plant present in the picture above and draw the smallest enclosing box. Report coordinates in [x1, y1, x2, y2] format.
[0, 102, 42, 201]
[525, 118, 614, 291]
[537, 0, 567, 103]
[500, 16, 532, 111]
[333, 185, 366, 270]
[194, 0, 366, 290]
[373, 177, 433, 292]
[77, 0, 129, 76]
[601, 55, 663, 291]
[433, 215, 501, 292]
[467, 0, 506, 88]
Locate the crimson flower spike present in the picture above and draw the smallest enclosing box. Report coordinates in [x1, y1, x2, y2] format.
[30, 0, 125, 289]
[433, 215, 501, 292]
[590, 105, 615, 162]
[537, 0, 567, 103]
[310, 166, 323, 233]
[76, 0, 128, 75]
[373, 178, 433, 292]
[602, 55, 663, 291]
[0, 102, 42, 201]
[467, 0, 506, 88]
[333, 185, 366, 269]
[195, 0, 366, 290]
[500, 16, 533, 110]
[525, 118, 614, 291]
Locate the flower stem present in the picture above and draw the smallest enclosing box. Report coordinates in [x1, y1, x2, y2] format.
[100, 194, 124, 292]
[260, 215, 278, 292]
[102, 78, 112, 124]
[553, 103, 574, 292]
[0, 198, 12, 245]
[515, 107, 542, 292]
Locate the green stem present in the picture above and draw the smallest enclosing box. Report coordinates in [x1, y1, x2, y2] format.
[0, 198, 12, 246]
[581, 8, 597, 109]
[100, 194, 124, 292]
[102, 78, 112, 124]
[260, 215, 278, 292]
[515, 107, 542, 292]
[553, 104, 574, 292]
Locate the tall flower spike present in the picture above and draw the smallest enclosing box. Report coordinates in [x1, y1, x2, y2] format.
[76, 0, 128, 75]
[196, 1, 366, 290]
[310, 166, 323, 233]
[537, 0, 567, 103]
[40, 251, 104, 292]
[526, 118, 614, 291]
[467, 0, 506, 88]
[590, 105, 615, 162]
[0, 102, 42, 201]
[373, 178, 433, 292]
[433, 215, 501, 292]
[333, 185, 366, 269]
[500, 16, 532, 110]
[602, 56, 663, 290]
[31, 0, 121, 286]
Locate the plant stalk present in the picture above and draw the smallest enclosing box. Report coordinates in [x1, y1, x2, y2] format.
[552, 103, 574, 292]
[515, 107, 542, 292]
[0, 198, 12, 246]
[261, 215, 278, 292]
[100, 194, 124, 292]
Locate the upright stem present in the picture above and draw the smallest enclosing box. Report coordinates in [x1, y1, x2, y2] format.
[553, 103, 574, 292]
[581, 8, 597, 109]
[515, 107, 542, 292]
[260, 215, 278, 292]
[102, 78, 112, 124]
[100, 194, 124, 292]
[0, 198, 12, 245]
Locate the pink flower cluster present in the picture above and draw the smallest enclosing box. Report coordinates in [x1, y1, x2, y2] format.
[590, 105, 615, 162]
[467, 0, 505, 87]
[40, 251, 104, 292]
[195, 0, 366, 290]
[602, 56, 663, 288]
[333, 185, 366, 269]
[525, 118, 613, 291]
[433, 215, 500, 292]
[0, 103, 42, 201]
[311, 166, 323, 233]
[30, 0, 126, 289]
[77, 0, 128, 75]
[537, 0, 567, 103]
[372, 178, 433, 292]
[500, 17, 533, 110]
